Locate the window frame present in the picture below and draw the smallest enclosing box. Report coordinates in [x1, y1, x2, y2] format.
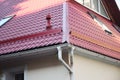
[87, 12, 112, 35]
[0, 15, 15, 27]
[1, 66, 24, 80]
[94, 18, 112, 35]
[75, 0, 110, 19]
[15, 72, 24, 80]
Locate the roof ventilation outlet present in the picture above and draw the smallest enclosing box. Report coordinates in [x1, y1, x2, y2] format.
[46, 14, 52, 30]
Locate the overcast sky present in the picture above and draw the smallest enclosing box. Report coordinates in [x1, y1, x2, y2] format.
[115, 0, 120, 10]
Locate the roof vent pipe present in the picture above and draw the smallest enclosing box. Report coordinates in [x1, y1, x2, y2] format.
[46, 14, 52, 29]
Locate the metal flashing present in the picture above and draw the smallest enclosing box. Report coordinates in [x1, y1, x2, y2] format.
[62, 2, 70, 43]
[0, 43, 68, 61]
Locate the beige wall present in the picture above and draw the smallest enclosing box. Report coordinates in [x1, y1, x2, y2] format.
[74, 54, 120, 80]
[0, 54, 70, 80]
[26, 55, 70, 80]
[1, 51, 120, 80]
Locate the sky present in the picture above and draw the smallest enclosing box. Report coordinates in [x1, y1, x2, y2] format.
[115, 0, 120, 10]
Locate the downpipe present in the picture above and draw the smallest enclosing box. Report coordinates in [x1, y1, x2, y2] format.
[57, 46, 75, 80]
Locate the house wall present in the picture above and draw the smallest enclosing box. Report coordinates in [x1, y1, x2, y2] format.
[74, 54, 120, 80]
[26, 55, 70, 80]
[0, 74, 2, 80]
[0, 54, 70, 80]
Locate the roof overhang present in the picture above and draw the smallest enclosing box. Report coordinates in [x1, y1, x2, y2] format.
[0, 43, 120, 67]
[0, 44, 69, 65]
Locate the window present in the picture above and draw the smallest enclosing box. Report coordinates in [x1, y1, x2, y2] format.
[75, 0, 109, 18]
[94, 18, 112, 35]
[88, 12, 112, 35]
[84, 0, 91, 7]
[2, 67, 24, 80]
[2, 71, 24, 80]
[0, 15, 15, 27]
[15, 73, 24, 80]
[76, 0, 83, 4]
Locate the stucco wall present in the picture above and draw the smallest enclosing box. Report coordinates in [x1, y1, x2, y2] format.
[74, 54, 120, 80]
[0, 54, 70, 80]
[26, 55, 70, 80]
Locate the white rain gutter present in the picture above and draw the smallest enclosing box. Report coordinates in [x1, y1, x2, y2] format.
[70, 45, 120, 66]
[57, 46, 75, 80]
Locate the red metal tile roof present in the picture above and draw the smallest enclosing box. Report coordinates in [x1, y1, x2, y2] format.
[0, 0, 120, 60]
[0, 0, 63, 54]
[0, 29, 62, 54]
[68, 2, 120, 59]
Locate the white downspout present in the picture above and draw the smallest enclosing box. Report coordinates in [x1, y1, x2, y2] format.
[57, 46, 75, 80]
[57, 46, 73, 72]
[69, 47, 75, 80]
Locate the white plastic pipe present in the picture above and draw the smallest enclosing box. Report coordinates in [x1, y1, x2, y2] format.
[57, 46, 73, 72]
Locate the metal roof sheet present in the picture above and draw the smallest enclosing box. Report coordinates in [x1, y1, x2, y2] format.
[68, 2, 120, 59]
[0, 0, 63, 54]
